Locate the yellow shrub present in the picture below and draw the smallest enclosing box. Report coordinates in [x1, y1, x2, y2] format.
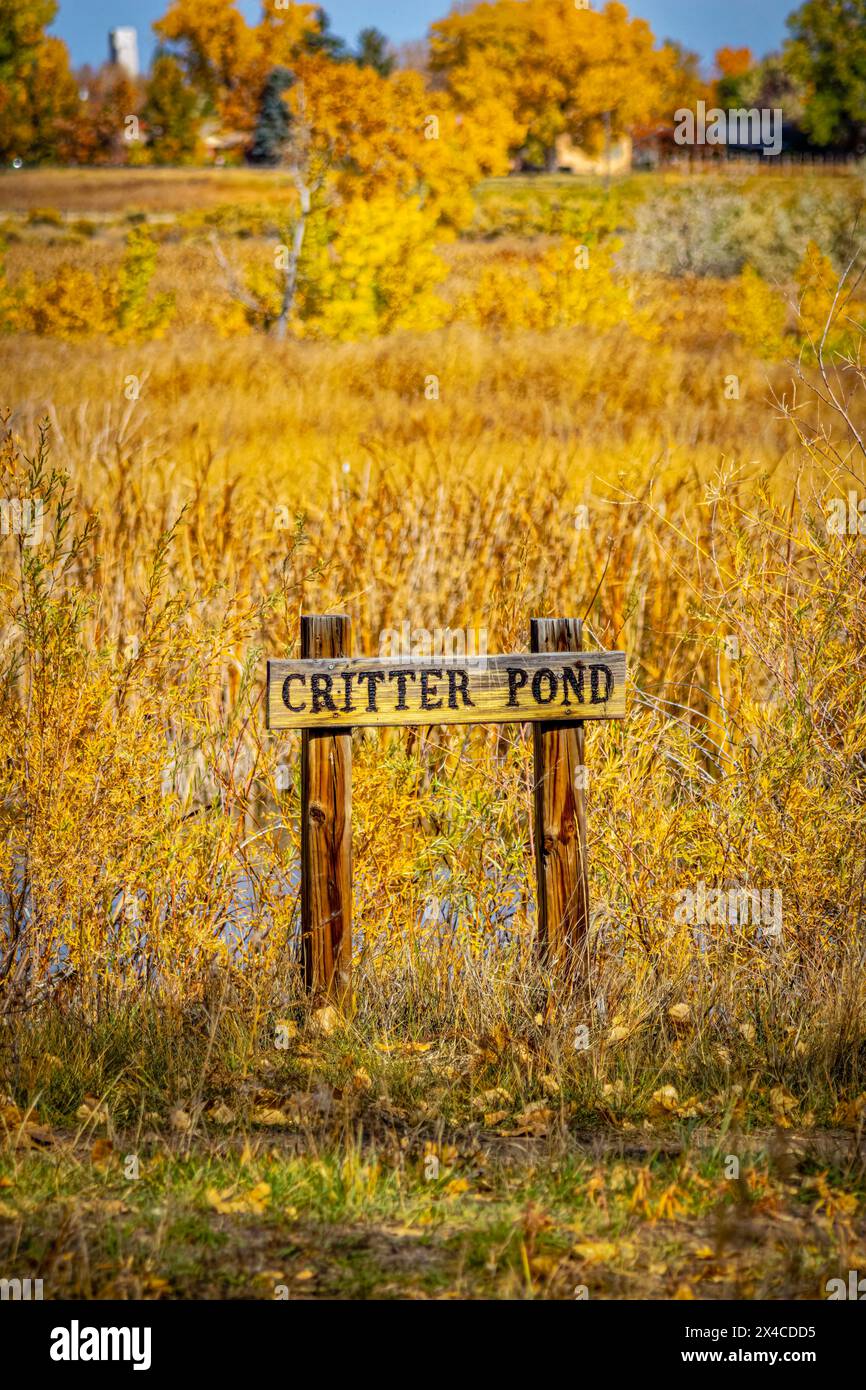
[2, 228, 174, 342]
[453, 259, 547, 330]
[455, 239, 635, 333]
[795, 239, 860, 359]
[299, 195, 449, 341]
[17, 266, 114, 338]
[537, 240, 634, 331]
[726, 265, 789, 360]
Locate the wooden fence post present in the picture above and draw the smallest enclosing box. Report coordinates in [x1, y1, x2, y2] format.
[530, 617, 590, 981]
[300, 614, 352, 1003]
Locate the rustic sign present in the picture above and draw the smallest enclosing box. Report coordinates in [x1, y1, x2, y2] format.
[269, 616, 627, 1001]
[267, 650, 625, 731]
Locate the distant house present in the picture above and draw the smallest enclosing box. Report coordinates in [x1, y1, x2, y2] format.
[632, 115, 833, 168]
[200, 120, 249, 164]
[554, 132, 633, 175]
[632, 123, 678, 169]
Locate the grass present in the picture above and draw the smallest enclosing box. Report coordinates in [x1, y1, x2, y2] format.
[4, 1115, 865, 1299]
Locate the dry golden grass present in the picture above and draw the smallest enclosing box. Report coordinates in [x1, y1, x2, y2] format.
[0, 166, 293, 215]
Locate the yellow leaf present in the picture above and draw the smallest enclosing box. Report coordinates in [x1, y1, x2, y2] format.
[206, 1181, 271, 1215]
[253, 1107, 291, 1126]
[649, 1085, 680, 1115]
[504, 1103, 554, 1137]
[572, 1240, 618, 1265]
[310, 1005, 339, 1036]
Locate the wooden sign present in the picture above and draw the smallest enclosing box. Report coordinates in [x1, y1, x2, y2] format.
[270, 615, 627, 1003]
[267, 650, 625, 730]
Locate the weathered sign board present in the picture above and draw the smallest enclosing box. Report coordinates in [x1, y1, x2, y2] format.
[267, 650, 625, 730]
[266, 616, 627, 1000]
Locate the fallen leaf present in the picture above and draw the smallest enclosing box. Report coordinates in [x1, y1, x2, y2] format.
[471, 1087, 512, 1111]
[503, 1103, 554, 1137]
[206, 1181, 271, 1216]
[572, 1240, 619, 1265]
[309, 1005, 338, 1036]
[253, 1107, 291, 1126]
[649, 1085, 680, 1115]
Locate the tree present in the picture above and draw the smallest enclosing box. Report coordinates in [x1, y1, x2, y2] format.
[249, 66, 295, 165]
[17, 38, 80, 163]
[662, 40, 711, 114]
[355, 28, 394, 78]
[212, 49, 493, 339]
[301, 8, 348, 62]
[716, 47, 754, 81]
[155, 0, 271, 134]
[155, 0, 326, 135]
[429, 0, 675, 170]
[785, 0, 866, 148]
[716, 54, 806, 129]
[144, 53, 203, 164]
[0, 0, 80, 164]
[70, 64, 142, 165]
[0, 0, 57, 83]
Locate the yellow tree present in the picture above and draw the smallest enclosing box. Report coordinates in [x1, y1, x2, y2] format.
[281, 56, 494, 333]
[0, 0, 81, 163]
[0, 35, 80, 163]
[154, 0, 324, 134]
[211, 49, 492, 338]
[284, 55, 498, 226]
[430, 0, 674, 168]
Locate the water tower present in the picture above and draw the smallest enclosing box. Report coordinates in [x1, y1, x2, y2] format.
[109, 27, 140, 79]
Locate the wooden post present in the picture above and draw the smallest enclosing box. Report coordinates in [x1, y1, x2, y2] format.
[531, 617, 590, 980]
[300, 614, 352, 1003]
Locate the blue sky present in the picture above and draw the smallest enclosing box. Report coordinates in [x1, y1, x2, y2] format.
[52, 0, 798, 73]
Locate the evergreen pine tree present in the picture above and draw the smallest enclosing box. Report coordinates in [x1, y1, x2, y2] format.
[355, 28, 394, 78]
[249, 66, 294, 166]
